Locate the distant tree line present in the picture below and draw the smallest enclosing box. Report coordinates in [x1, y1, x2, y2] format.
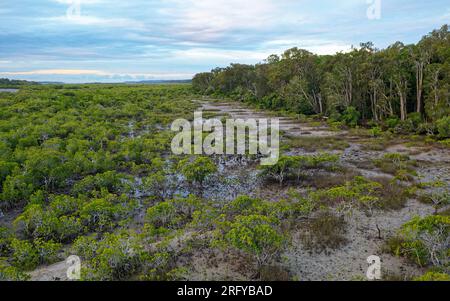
[0, 78, 38, 88]
[193, 25, 450, 135]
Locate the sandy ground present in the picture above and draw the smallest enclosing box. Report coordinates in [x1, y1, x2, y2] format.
[194, 100, 448, 281]
[28, 261, 69, 281]
[26, 99, 448, 281]
[284, 199, 433, 281]
[200, 101, 341, 138]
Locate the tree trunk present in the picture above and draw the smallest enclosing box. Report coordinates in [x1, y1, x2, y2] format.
[396, 81, 407, 121]
[416, 62, 424, 114]
[371, 87, 379, 121]
[312, 92, 323, 114]
[400, 94, 407, 121]
[318, 94, 323, 114]
[387, 80, 394, 117]
[432, 70, 440, 107]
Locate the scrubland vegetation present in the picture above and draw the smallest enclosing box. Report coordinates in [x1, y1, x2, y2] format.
[0, 25, 449, 282]
[193, 25, 450, 147]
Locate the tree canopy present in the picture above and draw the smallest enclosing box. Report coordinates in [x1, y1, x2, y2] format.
[193, 25, 450, 133]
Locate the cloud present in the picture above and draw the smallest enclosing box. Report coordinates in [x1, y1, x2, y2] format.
[264, 39, 352, 55]
[0, 0, 447, 82]
[51, 0, 105, 5]
[171, 48, 271, 62]
[0, 69, 193, 80]
[42, 15, 145, 28]
[441, 9, 450, 20]
[170, 38, 352, 65]
[159, 0, 305, 42]
[0, 69, 109, 76]
[161, 0, 277, 29]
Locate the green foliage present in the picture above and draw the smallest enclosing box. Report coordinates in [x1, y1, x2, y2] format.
[0, 260, 30, 281]
[146, 195, 203, 231]
[79, 196, 129, 232]
[10, 238, 61, 271]
[0, 227, 13, 257]
[205, 194, 314, 274]
[225, 195, 264, 216]
[14, 202, 83, 242]
[418, 188, 450, 214]
[408, 112, 423, 128]
[260, 156, 295, 186]
[0, 78, 37, 88]
[193, 25, 450, 134]
[370, 126, 383, 137]
[287, 190, 316, 218]
[436, 116, 450, 139]
[402, 215, 449, 236]
[438, 139, 450, 148]
[394, 120, 416, 135]
[385, 117, 400, 129]
[0, 84, 208, 275]
[1, 65, 449, 280]
[382, 153, 410, 162]
[48, 195, 82, 216]
[414, 271, 450, 281]
[71, 235, 98, 260]
[72, 171, 130, 197]
[140, 251, 179, 281]
[192, 72, 214, 94]
[221, 195, 306, 223]
[14, 192, 134, 242]
[73, 232, 143, 281]
[341, 106, 361, 127]
[205, 195, 300, 270]
[178, 156, 217, 192]
[215, 214, 286, 267]
[33, 238, 61, 265]
[373, 153, 417, 176]
[146, 202, 177, 229]
[261, 153, 340, 186]
[140, 158, 172, 200]
[72, 231, 182, 281]
[311, 176, 382, 215]
[1, 174, 35, 209]
[0, 161, 18, 188]
[388, 215, 450, 267]
[0, 84, 196, 213]
[309, 174, 411, 215]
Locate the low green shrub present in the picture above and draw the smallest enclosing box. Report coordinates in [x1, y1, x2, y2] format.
[414, 271, 450, 281]
[436, 116, 450, 139]
[0, 260, 30, 281]
[341, 106, 360, 127]
[213, 214, 287, 269]
[386, 215, 450, 267]
[10, 238, 61, 271]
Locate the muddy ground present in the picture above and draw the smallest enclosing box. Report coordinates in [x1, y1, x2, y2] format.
[27, 99, 449, 281]
[190, 100, 449, 281]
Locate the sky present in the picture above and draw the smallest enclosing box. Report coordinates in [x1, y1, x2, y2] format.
[0, 0, 449, 83]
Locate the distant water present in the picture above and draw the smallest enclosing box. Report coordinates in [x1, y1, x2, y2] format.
[0, 88, 19, 93]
